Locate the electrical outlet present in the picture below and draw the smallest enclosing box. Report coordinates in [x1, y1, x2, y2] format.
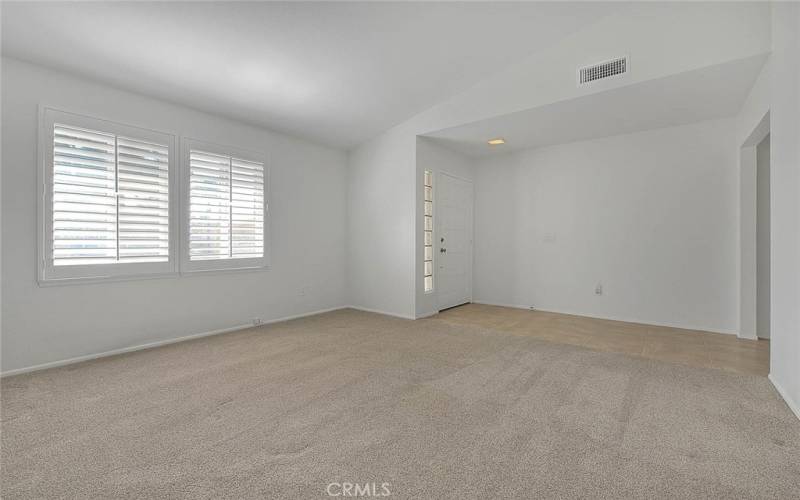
[299, 286, 309, 297]
[595, 283, 603, 295]
[252, 317, 263, 326]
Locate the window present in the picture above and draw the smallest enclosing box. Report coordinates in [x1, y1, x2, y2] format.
[39, 108, 177, 283]
[423, 170, 434, 293]
[182, 140, 268, 272]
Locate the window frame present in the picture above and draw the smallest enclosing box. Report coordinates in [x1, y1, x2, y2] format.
[180, 138, 270, 274]
[423, 170, 434, 294]
[37, 106, 178, 285]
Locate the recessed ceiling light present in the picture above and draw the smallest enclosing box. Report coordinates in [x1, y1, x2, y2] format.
[487, 138, 505, 146]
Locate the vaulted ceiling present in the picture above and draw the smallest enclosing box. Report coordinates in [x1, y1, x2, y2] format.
[1, 1, 623, 149]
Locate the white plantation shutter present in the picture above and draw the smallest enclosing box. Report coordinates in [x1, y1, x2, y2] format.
[117, 138, 170, 262]
[41, 109, 176, 283]
[52, 125, 170, 266]
[52, 125, 118, 265]
[189, 151, 231, 260]
[231, 158, 265, 258]
[189, 149, 265, 262]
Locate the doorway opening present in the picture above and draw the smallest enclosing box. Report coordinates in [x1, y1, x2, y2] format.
[739, 111, 770, 344]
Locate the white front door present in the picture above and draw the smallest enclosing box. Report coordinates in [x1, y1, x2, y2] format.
[437, 172, 473, 310]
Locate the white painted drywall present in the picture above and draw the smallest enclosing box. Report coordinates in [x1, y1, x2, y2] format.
[736, 58, 771, 341]
[739, 143, 759, 339]
[473, 119, 739, 334]
[348, 3, 770, 318]
[1, 2, 621, 150]
[768, 3, 800, 418]
[736, 59, 771, 147]
[419, 2, 771, 135]
[756, 135, 770, 339]
[415, 138, 475, 318]
[1, 58, 348, 373]
[346, 127, 417, 319]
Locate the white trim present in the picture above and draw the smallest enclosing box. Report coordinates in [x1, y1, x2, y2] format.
[471, 300, 739, 336]
[179, 265, 270, 279]
[36, 271, 179, 287]
[1, 306, 348, 378]
[738, 330, 758, 341]
[769, 374, 800, 421]
[37, 105, 179, 284]
[346, 305, 415, 320]
[471, 300, 534, 310]
[738, 111, 771, 341]
[180, 137, 271, 274]
[423, 169, 434, 294]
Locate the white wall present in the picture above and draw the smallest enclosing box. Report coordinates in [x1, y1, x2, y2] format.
[346, 127, 417, 318]
[736, 59, 771, 147]
[415, 137, 475, 318]
[1, 58, 349, 373]
[473, 118, 739, 334]
[739, 142, 758, 339]
[768, 2, 800, 418]
[756, 135, 770, 339]
[348, 3, 770, 318]
[736, 58, 771, 340]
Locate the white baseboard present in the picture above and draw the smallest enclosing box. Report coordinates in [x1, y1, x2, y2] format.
[346, 305, 416, 320]
[471, 300, 738, 336]
[769, 373, 800, 421]
[1, 306, 349, 378]
[471, 300, 534, 311]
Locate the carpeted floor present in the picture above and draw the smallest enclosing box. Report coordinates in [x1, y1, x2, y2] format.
[2, 309, 799, 499]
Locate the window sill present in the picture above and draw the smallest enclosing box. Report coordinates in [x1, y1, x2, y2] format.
[180, 264, 271, 278]
[37, 264, 273, 287]
[38, 271, 180, 288]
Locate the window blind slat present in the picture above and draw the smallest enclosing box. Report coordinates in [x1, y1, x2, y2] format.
[52, 125, 118, 265]
[117, 135, 170, 261]
[189, 150, 264, 261]
[189, 151, 231, 260]
[52, 124, 170, 267]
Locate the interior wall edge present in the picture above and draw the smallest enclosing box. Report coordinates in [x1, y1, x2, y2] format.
[346, 305, 416, 321]
[0, 306, 351, 378]
[471, 301, 739, 336]
[769, 373, 800, 421]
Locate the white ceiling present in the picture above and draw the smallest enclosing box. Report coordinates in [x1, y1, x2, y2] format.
[1, 1, 622, 149]
[424, 54, 768, 158]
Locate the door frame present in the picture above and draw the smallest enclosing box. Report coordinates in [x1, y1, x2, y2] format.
[739, 111, 770, 340]
[436, 170, 474, 311]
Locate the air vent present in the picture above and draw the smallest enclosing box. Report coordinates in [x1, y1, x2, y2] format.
[578, 56, 628, 85]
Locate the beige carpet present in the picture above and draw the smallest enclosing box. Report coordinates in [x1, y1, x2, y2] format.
[2, 309, 798, 499]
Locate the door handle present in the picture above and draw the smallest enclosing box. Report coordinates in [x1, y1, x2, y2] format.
[440, 248, 447, 253]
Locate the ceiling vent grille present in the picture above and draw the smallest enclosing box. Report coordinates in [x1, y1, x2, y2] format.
[578, 56, 628, 85]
